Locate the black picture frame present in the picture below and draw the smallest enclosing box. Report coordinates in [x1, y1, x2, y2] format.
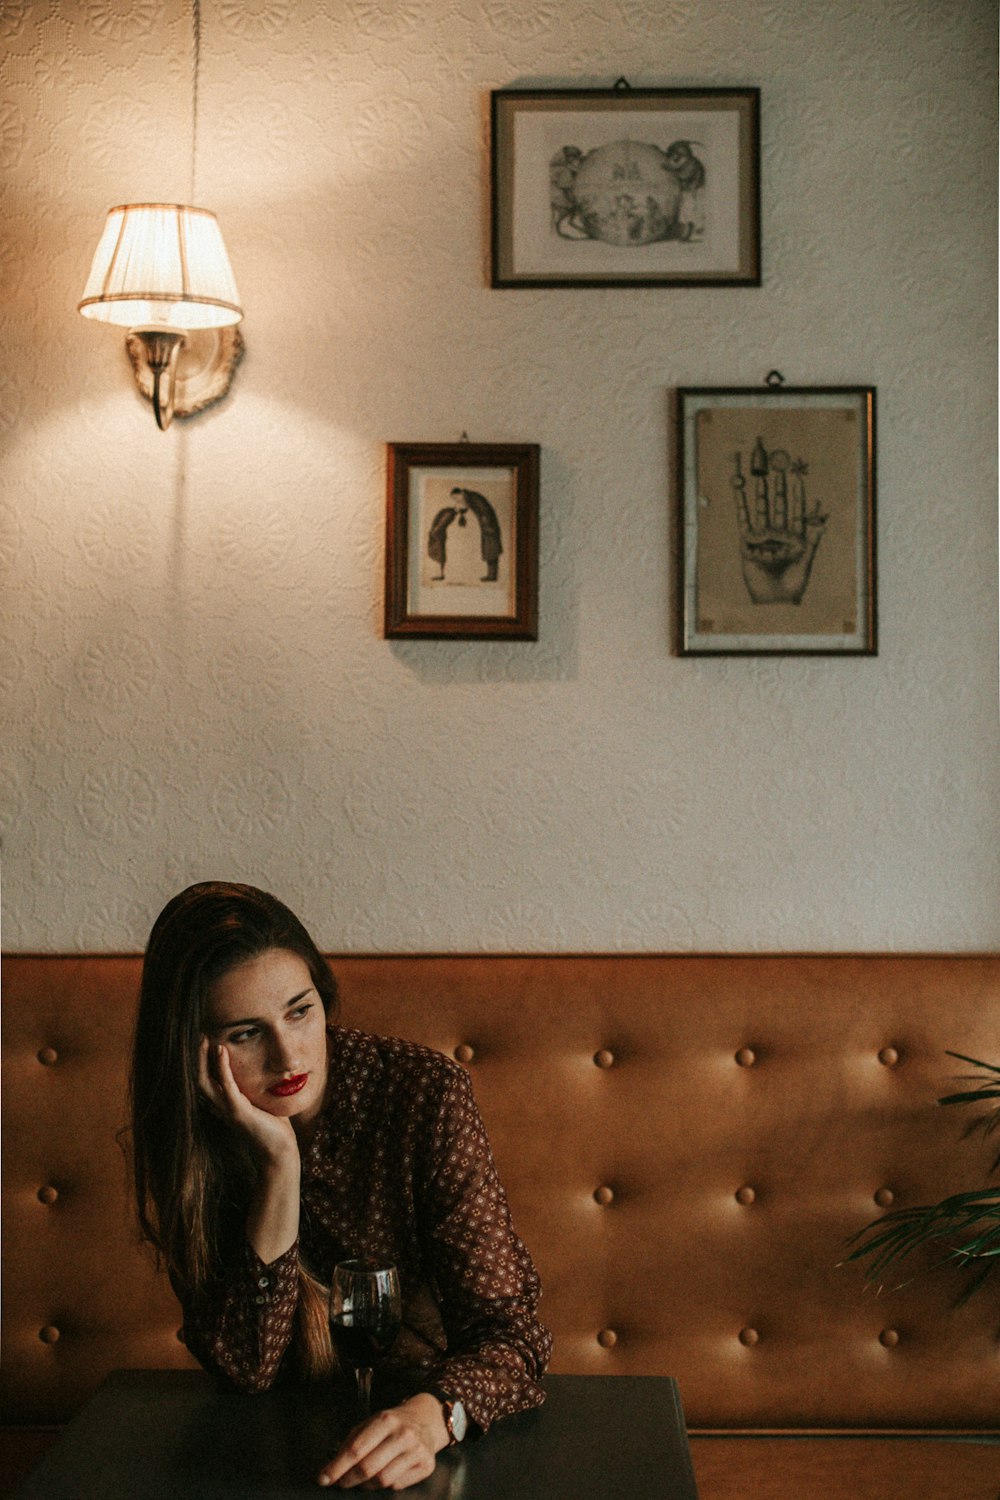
[384, 442, 540, 640]
[676, 385, 877, 656]
[491, 85, 760, 288]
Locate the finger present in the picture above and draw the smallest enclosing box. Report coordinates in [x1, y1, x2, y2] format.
[365, 1450, 434, 1491]
[752, 481, 767, 532]
[201, 1042, 249, 1126]
[321, 1451, 391, 1488]
[319, 1416, 398, 1487]
[325, 1427, 434, 1491]
[331, 1424, 432, 1491]
[197, 1035, 223, 1107]
[333, 1438, 406, 1489]
[805, 508, 828, 540]
[773, 478, 788, 532]
[731, 475, 751, 537]
[213, 1043, 246, 1112]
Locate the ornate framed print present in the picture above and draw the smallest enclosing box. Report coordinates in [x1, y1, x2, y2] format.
[491, 85, 760, 288]
[384, 442, 540, 640]
[676, 385, 877, 656]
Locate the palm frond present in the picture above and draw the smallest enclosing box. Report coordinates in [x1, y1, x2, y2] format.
[846, 1053, 1000, 1300]
[944, 1052, 1000, 1076]
[938, 1055, 1000, 1166]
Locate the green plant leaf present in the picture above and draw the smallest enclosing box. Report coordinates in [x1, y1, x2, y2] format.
[845, 1052, 1000, 1299]
[945, 1052, 1000, 1074]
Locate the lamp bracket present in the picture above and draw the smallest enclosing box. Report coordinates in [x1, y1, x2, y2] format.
[125, 325, 244, 424]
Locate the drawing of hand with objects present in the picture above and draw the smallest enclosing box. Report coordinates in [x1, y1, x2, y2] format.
[732, 439, 828, 605]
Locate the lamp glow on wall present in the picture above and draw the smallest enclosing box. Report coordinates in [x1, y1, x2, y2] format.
[79, 203, 244, 431]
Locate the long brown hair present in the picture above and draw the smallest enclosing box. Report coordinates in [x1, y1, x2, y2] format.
[130, 881, 338, 1379]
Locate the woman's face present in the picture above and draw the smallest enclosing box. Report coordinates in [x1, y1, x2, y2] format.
[204, 947, 330, 1125]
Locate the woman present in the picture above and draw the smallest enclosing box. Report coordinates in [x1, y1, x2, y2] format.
[131, 882, 551, 1491]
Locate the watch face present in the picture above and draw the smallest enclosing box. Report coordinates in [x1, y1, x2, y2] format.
[449, 1400, 468, 1442]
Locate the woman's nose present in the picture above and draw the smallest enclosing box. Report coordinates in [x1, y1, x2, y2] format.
[268, 1030, 298, 1073]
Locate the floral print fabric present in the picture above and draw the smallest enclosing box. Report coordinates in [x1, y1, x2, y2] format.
[177, 1027, 551, 1433]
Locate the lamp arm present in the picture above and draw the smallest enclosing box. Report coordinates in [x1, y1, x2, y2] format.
[136, 329, 186, 431]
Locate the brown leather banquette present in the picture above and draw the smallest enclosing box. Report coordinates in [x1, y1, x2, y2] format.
[2, 953, 998, 1486]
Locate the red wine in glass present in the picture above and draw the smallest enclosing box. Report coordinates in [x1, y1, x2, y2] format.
[329, 1259, 401, 1417]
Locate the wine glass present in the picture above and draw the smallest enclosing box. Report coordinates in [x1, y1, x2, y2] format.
[329, 1258, 402, 1418]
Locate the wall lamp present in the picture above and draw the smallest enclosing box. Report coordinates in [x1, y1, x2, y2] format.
[79, 203, 244, 431]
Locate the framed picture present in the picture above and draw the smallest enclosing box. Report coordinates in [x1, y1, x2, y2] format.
[676, 385, 877, 656]
[384, 442, 540, 639]
[491, 85, 760, 288]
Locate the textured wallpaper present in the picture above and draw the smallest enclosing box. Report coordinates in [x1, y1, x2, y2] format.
[1, 0, 997, 953]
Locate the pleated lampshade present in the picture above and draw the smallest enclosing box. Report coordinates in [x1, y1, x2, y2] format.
[79, 204, 243, 331]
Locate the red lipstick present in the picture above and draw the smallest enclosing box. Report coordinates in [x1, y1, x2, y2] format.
[268, 1074, 308, 1098]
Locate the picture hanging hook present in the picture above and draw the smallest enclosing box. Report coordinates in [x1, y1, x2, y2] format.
[613, 76, 631, 90]
[459, 431, 470, 442]
[765, 370, 785, 387]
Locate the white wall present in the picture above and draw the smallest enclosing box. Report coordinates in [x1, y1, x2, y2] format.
[2, 0, 997, 953]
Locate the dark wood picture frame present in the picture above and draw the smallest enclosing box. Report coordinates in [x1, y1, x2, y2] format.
[676, 385, 877, 656]
[491, 85, 760, 288]
[384, 442, 540, 640]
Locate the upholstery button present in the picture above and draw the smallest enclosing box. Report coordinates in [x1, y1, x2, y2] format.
[735, 1186, 756, 1205]
[878, 1047, 899, 1067]
[879, 1328, 900, 1348]
[454, 1044, 474, 1064]
[738, 1327, 759, 1347]
[594, 1049, 615, 1069]
[39, 1326, 60, 1344]
[735, 1048, 756, 1068]
[874, 1187, 895, 1208]
[37, 1046, 59, 1066]
[255, 1295, 267, 1306]
[37, 1185, 59, 1205]
[594, 1185, 614, 1206]
[597, 1328, 618, 1348]
[257, 1276, 270, 1289]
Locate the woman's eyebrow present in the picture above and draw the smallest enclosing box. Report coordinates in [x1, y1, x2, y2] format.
[282, 987, 316, 1008]
[211, 988, 315, 1031]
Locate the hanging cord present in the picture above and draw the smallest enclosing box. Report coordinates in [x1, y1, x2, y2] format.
[189, 0, 201, 203]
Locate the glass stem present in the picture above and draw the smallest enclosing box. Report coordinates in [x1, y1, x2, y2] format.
[356, 1366, 373, 1418]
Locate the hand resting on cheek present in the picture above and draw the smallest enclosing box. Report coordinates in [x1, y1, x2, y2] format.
[197, 1035, 299, 1165]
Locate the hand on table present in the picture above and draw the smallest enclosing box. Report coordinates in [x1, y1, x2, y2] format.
[318, 1394, 448, 1490]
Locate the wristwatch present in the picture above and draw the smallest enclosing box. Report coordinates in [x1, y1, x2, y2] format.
[437, 1395, 468, 1446]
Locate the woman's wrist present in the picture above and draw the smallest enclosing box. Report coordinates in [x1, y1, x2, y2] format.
[256, 1133, 301, 1172]
[246, 1147, 301, 1265]
[396, 1392, 450, 1454]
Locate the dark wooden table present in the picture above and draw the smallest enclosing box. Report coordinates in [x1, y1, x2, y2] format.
[689, 1432, 1000, 1500]
[12, 1371, 700, 1500]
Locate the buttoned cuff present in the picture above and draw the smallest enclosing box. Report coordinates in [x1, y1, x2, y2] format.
[241, 1237, 299, 1308]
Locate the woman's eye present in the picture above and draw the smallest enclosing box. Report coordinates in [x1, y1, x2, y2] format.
[290, 1003, 313, 1021]
[227, 1028, 257, 1045]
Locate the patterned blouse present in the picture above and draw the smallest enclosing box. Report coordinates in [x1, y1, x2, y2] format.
[177, 1026, 552, 1434]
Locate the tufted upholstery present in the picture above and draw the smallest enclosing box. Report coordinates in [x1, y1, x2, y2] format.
[2, 953, 999, 1441]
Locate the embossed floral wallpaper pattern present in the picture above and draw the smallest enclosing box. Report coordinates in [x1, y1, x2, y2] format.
[1, 0, 997, 953]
